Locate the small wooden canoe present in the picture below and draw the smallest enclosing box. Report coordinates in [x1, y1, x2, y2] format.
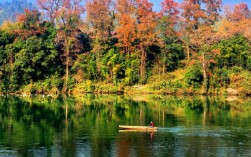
[119, 129, 158, 133]
[119, 125, 158, 130]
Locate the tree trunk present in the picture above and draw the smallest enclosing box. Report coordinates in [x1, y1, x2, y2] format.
[96, 48, 102, 81]
[63, 40, 70, 93]
[186, 44, 190, 60]
[140, 47, 146, 78]
[202, 52, 206, 80]
[162, 63, 165, 74]
[162, 54, 166, 74]
[202, 52, 208, 93]
[9, 52, 13, 92]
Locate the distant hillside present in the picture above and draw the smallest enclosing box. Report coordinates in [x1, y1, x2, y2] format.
[0, 0, 36, 24]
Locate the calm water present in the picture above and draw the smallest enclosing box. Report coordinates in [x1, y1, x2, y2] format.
[0, 95, 251, 157]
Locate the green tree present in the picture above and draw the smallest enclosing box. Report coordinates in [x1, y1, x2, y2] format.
[101, 47, 125, 85]
[184, 65, 204, 88]
[54, 0, 85, 92]
[217, 34, 250, 68]
[0, 30, 15, 92]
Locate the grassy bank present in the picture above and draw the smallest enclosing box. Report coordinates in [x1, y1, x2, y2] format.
[71, 68, 251, 96]
[9, 66, 251, 97]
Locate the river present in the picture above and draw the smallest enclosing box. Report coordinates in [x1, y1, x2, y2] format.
[0, 95, 250, 157]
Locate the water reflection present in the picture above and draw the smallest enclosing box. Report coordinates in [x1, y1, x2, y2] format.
[0, 95, 250, 156]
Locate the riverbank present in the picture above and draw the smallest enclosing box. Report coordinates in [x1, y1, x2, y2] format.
[69, 68, 251, 96]
[70, 83, 251, 96]
[3, 67, 251, 97]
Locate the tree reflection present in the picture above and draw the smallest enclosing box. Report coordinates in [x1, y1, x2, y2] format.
[0, 95, 251, 156]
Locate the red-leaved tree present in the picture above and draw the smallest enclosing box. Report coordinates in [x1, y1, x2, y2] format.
[115, 0, 137, 54]
[135, 0, 158, 78]
[55, 0, 85, 92]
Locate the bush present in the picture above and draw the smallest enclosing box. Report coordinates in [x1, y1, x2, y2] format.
[217, 68, 230, 87]
[247, 56, 251, 71]
[184, 66, 203, 88]
[230, 66, 243, 74]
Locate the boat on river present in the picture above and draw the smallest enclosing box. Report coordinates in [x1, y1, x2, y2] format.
[119, 125, 158, 130]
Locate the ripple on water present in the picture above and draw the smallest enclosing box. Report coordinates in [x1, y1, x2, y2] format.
[0, 147, 17, 157]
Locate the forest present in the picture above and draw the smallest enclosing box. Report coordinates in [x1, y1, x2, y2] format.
[0, 0, 250, 95]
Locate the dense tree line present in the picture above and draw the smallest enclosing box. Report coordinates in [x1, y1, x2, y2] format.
[0, 0, 250, 94]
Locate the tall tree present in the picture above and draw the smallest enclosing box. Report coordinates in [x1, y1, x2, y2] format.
[158, 0, 180, 73]
[225, 3, 250, 22]
[160, 0, 179, 35]
[15, 9, 45, 38]
[217, 3, 251, 40]
[0, 29, 15, 92]
[180, 0, 206, 60]
[2, 10, 61, 92]
[135, 0, 158, 78]
[181, 0, 222, 92]
[86, 0, 113, 80]
[203, 0, 222, 25]
[55, 0, 85, 92]
[37, 0, 63, 24]
[86, 0, 113, 42]
[115, 0, 137, 55]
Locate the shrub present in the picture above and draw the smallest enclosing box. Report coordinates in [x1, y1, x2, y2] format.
[217, 68, 230, 87]
[230, 66, 243, 74]
[184, 66, 203, 88]
[247, 56, 251, 71]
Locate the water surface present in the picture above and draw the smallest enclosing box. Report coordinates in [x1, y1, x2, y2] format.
[0, 95, 251, 157]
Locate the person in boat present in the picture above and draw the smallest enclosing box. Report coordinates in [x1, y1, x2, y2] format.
[148, 121, 154, 128]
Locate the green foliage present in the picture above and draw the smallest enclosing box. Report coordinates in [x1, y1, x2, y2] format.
[217, 68, 230, 86]
[210, 67, 230, 88]
[124, 54, 140, 85]
[74, 81, 120, 94]
[0, 5, 251, 95]
[74, 80, 95, 93]
[247, 56, 251, 71]
[228, 70, 251, 92]
[0, 30, 16, 92]
[101, 47, 125, 85]
[13, 33, 61, 85]
[161, 37, 185, 71]
[229, 66, 243, 73]
[0, 20, 62, 93]
[26, 73, 63, 94]
[217, 34, 250, 68]
[72, 53, 97, 81]
[184, 65, 203, 88]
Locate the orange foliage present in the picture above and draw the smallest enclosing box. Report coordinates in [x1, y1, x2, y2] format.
[115, 0, 137, 54]
[135, 0, 158, 77]
[160, 0, 179, 36]
[217, 3, 251, 40]
[0, 20, 15, 33]
[161, 0, 179, 16]
[203, 0, 222, 25]
[37, 0, 63, 23]
[180, 0, 222, 57]
[225, 3, 250, 22]
[86, 0, 112, 42]
[15, 9, 45, 39]
[181, 0, 207, 30]
[135, 0, 158, 46]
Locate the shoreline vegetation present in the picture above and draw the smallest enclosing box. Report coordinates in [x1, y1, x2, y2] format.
[0, 1, 251, 97]
[2, 68, 251, 97]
